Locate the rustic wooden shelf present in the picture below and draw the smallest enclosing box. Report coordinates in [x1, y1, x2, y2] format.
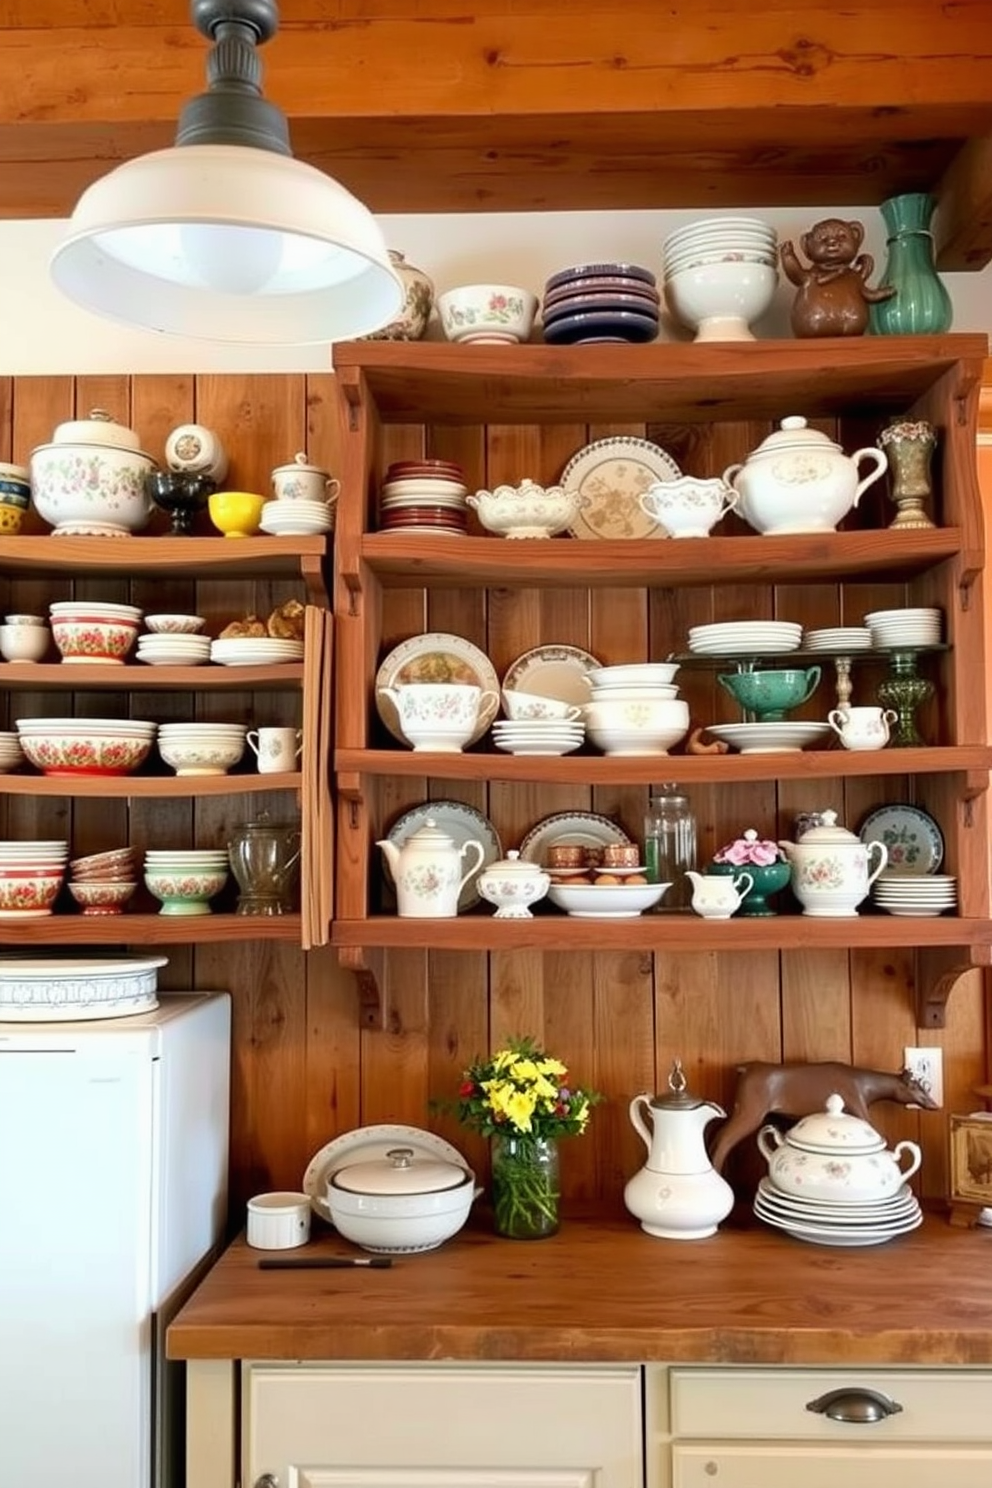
[0, 771, 301, 797]
[336, 745, 992, 788]
[0, 914, 303, 945]
[0, 662, 304, 690]
[333, 915, 992, 954]
[0, 534, 330, 604]
[334, 337, 990, 426]
[359, 529, 964, 590]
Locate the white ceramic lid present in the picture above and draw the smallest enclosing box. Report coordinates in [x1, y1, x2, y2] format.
[746, 416, 842, 458]
[330, 1146, 470, 1195]
[49, 409, 142, 450]
[782, 1093, 885, 1154]
[790, 809, 860, 845]
[404, 818, 456, 846]
[483, 849, 547, 878]
[273, 450, 330, 477]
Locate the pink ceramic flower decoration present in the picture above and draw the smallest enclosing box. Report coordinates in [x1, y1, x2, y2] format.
[714, 827, 784, 867]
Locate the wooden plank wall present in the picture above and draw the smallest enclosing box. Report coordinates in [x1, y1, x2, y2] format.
[0, 373, 988, 1224]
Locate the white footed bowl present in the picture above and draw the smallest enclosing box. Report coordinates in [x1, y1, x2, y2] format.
[30, 442, 156, 536]
[664, 261, 778, 342]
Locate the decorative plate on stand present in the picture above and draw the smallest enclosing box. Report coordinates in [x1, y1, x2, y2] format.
[559, 436, 681, 540]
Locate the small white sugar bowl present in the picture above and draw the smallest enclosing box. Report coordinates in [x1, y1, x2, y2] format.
[477, 850, 550, 918]
[758, 1093, 922, 1204]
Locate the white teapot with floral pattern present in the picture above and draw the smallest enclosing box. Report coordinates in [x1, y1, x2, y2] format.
[378, 818, 484, 918]
[777, 810, 887, 917]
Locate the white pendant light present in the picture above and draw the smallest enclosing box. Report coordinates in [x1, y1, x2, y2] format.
[50, 0, 403, 345]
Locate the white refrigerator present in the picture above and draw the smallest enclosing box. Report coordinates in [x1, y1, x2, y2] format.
[0, 992, 231, 1488]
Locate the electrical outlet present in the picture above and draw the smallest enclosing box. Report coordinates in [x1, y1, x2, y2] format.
[903, 1046, 944, 1108]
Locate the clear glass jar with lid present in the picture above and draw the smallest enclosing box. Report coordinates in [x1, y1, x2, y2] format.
[644, 784, 697, 911]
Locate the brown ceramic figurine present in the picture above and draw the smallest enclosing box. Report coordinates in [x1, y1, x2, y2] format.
[780, 218, 895, 337]
[709, 1059, 937, 1172]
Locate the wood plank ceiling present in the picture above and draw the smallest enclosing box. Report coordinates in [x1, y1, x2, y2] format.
[0, 1, 991, 269]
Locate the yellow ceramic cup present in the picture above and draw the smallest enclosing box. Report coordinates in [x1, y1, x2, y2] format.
[208, 491, 267, 538]
[0, 501, 25, 535]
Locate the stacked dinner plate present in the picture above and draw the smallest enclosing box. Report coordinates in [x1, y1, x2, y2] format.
[378, 459, 468, 536]
[688, 620, 803, 655]
[259, 499, 334, 536]
[871, 872, 958, 917]
[864, 607, 942, 648]
[539, 262, 660, 345]
[491, 717, 585, 756]
[753, 1176, 923, 1248]
[804, 626, 873, 653]
[0, 730, 25, 772]
[210, 636, 304, 666]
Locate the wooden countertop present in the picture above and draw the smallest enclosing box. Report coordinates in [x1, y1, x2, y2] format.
[167, 1211, 992, 1367]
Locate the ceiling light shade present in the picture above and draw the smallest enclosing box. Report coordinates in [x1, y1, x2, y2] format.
[49, 2, 403, 344]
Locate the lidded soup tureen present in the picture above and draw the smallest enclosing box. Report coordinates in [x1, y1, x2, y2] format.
[29, 409, 157, 537]
[723, 416, 887, 536]
[758, 1093, 922, 1204]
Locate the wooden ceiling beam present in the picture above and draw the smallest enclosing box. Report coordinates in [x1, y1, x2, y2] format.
[0, 2, 989, 257]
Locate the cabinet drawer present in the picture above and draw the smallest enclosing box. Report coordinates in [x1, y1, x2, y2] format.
[670, 1368, 992, 1442]
[674, 1444, 992, 1487]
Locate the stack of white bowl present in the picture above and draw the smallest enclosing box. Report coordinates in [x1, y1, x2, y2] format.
[0, 730, 25, 773]
[143, 849, 230, 916]
[662, 216, 779, 342]
[137, 630, 212, 666]
[0, 839, 69, 918]
[156, 722, 248, 777]
[688, 620, 803, 655]
[864, 607, 942, 648]
[871, 872, 958, 917]
[582, 663, 689, 756]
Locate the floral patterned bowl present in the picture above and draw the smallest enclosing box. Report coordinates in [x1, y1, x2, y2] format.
[15, 719, 156, 777]
[68, 880, 137, 916]
[144, 868, 229, 916]
[51, 616, 140, 664]
[436, 284, 538, 345]
[0, 869, 65, 916]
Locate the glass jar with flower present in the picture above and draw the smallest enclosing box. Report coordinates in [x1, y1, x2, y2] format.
[452, 1037, 601, 1240]
[707, 828, 792, 916]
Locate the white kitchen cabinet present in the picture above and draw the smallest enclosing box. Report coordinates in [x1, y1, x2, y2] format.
[243, 1363, 644, 1488]
[647, 1366, 992, 1488]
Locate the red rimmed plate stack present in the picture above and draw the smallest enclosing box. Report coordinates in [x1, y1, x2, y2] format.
[378, 459, 469, 536]
[540, 262, 661, 345]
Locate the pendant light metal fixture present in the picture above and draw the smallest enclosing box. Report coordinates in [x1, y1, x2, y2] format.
[50, 0, 403, 344]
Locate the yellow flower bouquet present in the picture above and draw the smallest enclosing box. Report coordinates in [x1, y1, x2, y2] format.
[453, 1037, 601, 1239]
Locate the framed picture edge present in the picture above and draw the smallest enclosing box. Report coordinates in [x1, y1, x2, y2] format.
[948, 1112, 992, 1205]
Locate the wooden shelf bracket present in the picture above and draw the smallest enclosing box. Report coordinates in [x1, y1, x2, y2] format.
[338, 945, 385, 1030]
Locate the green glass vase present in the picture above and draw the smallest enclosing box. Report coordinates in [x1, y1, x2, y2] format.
[490, 1134, 560, 1239]
[870, 193, 953, 336]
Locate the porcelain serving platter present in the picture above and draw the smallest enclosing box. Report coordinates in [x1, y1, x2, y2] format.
[375, 632, 500, 745]
[858, 804, 944, 875]
[518, 811, 632, 866]
[382, 799, 502, 912]
[501, 644, 601, 706]
[559, 436, 681, 540]
[302, 1123, 471, 1223]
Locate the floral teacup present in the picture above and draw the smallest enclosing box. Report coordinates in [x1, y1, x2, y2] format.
[382, 682, 497, 752]
[639, 476, 738, 538]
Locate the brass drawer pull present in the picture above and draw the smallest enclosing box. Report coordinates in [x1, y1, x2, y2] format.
[806, 1387, 904, 1423]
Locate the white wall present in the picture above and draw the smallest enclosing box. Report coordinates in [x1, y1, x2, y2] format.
[0, 208, 988, 376]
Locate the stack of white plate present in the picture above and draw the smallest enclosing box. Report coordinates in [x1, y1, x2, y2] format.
[688, 620, 803, 655]
[754, 1175, 922, 1247]
[0, 730, 25, 772]
[864, 607, 942, 648]
[491, 718, 585, 756]
[804, 626, 873, 653]
[871, 872, 958, 917]
[210, 637, 304, 666]
[136, 632, 212, 666]
[583, 662, 680, 699]
[259, 498, 334, 536]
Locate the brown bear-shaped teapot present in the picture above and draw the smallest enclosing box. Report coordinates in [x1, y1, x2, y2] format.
[780, 217, 894, 337]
